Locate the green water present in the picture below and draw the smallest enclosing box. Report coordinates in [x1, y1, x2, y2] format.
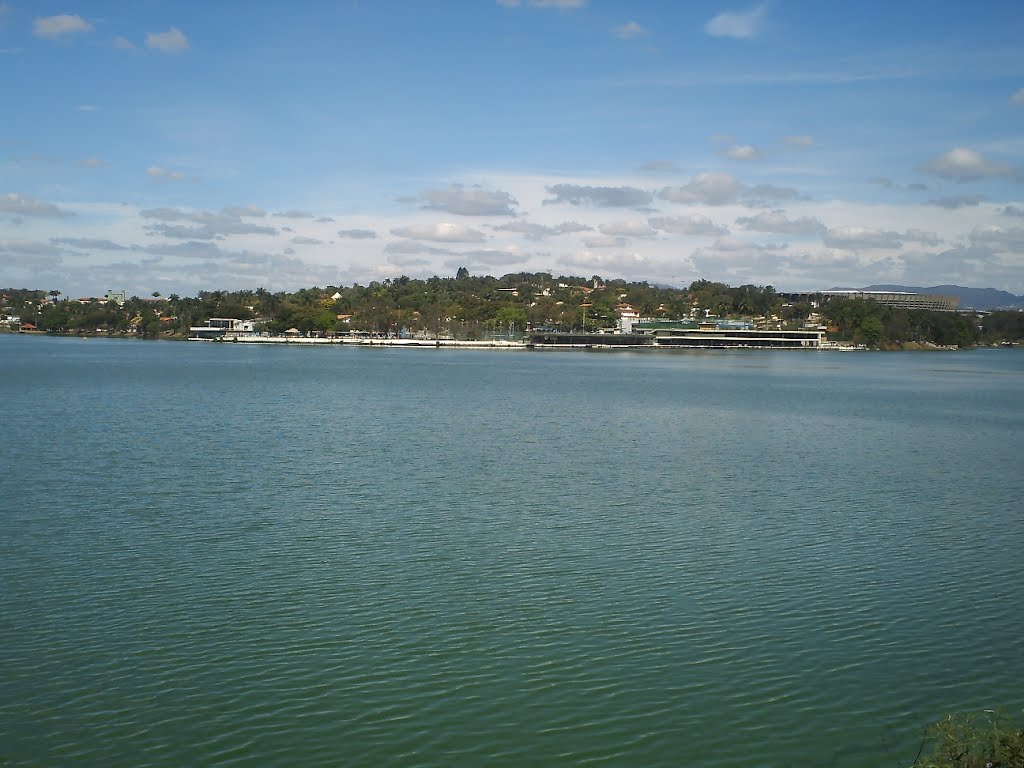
[2, 336, 1022, 767]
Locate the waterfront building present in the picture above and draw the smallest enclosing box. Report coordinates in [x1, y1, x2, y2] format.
[781, 290, 958, 311]
[528, 320, 825, 349]
[189, 318, 258, 340]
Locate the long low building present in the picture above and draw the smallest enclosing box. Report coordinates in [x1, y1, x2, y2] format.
[781, 290, 958, 311]
[528, 321, 825, 349]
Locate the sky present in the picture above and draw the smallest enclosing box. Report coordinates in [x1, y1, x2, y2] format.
[2, 0, 1024, 298]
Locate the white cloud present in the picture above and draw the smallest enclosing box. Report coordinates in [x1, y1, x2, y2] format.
[598, 220, 657, 237]
[544, 184, 653, 207]
[1, 239, 66, 257]
[904, 229, 942, 247]
[146, 27, 189, 53]
[144, 241, 225, 260]
[744, 184, 801, 202]
[969, 225, 1024, 252]
[0, 193, 74, 218]
[140, 206, 277, 238]
[927, 195, 986, 209]
[491, 220, 590, 240]
[725, 144, 760, 161]
[113, 36, 136, 50]
[705, 5, 765, 39]
[420, 184, 518, 216]
[274, 209, 314, 218]
[384, 241, 453, 256]
[147, 165, 186, 181]
[614, 21, 646, 39]
[338, 229, 377, 239]
[562, 250, 653, 273]
[659, 173, 741, 205]
[648, 214, 728, 236]
[583, 235, 629, 248]
[917, 148, 1014, 183]
[736, 210, 825, 235]
[823, 227, 904, 250]
[1012, 87, 1024, 106]
[222, 205, 266, 218]
[51, 237, 130, 250]
[390, 223, 488, 243]
[33, 14, 93, 39]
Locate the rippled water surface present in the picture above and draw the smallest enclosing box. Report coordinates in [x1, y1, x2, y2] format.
[2, 336, 1022, 767]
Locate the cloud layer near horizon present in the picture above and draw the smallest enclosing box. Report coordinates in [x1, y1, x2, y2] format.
[2, 2, 1022, 296]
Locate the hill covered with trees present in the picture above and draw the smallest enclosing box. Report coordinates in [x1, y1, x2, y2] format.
[3, 272, 1022, 348]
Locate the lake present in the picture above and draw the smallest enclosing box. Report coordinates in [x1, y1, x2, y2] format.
[1, 335, 1022, 767]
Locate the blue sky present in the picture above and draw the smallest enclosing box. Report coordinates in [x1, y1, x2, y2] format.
[3, 0, 1024, 297]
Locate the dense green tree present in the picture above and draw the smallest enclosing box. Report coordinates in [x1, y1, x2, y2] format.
[914, 711, 1024, 768]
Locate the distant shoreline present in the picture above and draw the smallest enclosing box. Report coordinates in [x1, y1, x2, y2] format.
[4, 327, 1016, 351]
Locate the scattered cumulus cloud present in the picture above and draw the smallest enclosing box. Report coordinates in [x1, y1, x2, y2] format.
[274, 209, 315, 218]
[598, 221, 657, 238]
[140, 206, 278, 239]
[51, 237, 130, 251]
[383, 241, 453, 256]
[113, 36, 136, 50]
[291, 236, 324, 246]
[917, 148, 1014, 183]
[725, 144, 759, 161]
[491, 221, 590, 240]
[338, 229, 378, 239]
[969, 225, 1024, 252]
[420, 184, 518, 216]
[614, 21, 646, 39]
[1, 239, 67, 257]
[147, 165, 186, 181]
[0, 193, 73, 218]
[744, 183, 802, 202]
[659, 173, 741, 205]
[823, 227, 905, 250]
[448, 248, 529, 267]
[222, 205, 266, 218]
[390, 223, 488, 243]
[33, 14, 93, 39]
[927, 195, 986, 209]
[562, 250, 653, 274]
[736, 210, 826, 235]
[583, 235, 630, 249]
[146, 27, 189, 53]
[544, 184, 653, 207]
[705, 5, 766, 39]
[904, 229, 942, 247]
[144, 241, 226, 260]
[648, 214, 728, 236]
[315, 216, 335, 223]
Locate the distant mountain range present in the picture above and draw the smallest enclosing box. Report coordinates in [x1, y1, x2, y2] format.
[839, 285, 1024, 310]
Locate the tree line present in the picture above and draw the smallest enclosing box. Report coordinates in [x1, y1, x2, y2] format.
[3, 273, 1022, 347]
